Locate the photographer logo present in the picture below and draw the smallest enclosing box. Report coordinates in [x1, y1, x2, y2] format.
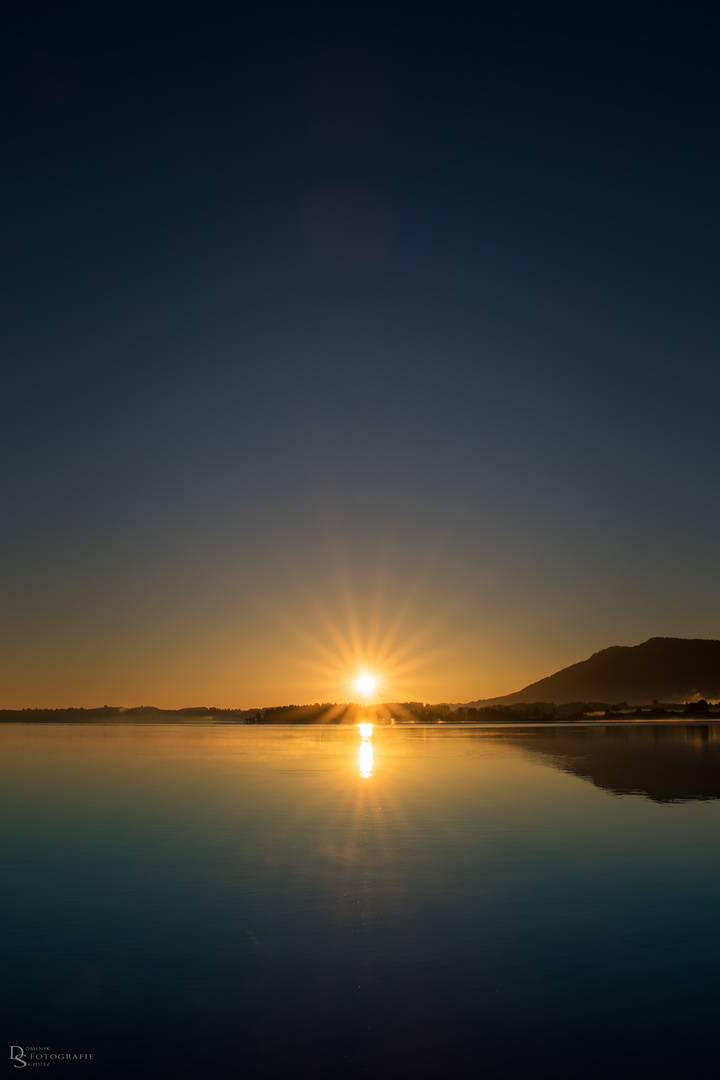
[10, 1046, 93, 1068]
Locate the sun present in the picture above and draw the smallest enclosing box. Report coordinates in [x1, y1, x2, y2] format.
[354, 672, 378, 698]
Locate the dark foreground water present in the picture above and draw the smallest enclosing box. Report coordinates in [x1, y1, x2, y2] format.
[2, 723, 720, 1079]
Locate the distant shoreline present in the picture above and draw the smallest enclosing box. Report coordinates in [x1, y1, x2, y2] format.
[1, 704, 720, 730]
[3, 721, 720, 730]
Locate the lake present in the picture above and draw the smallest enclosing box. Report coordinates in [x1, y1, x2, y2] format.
[2, 722, 720, 1078]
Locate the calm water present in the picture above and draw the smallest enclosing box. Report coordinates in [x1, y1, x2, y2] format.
[2, 723, 720, 1078]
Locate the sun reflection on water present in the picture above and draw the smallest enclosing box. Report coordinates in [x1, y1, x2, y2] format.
[358, 723, 373, 778]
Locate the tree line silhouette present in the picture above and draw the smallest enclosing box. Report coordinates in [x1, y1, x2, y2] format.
[2, 699, 718, 723]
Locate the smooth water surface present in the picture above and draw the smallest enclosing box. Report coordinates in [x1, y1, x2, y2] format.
[2, 723, 720, 1078]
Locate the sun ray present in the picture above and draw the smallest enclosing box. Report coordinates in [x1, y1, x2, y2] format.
[243, 527, 471, 706]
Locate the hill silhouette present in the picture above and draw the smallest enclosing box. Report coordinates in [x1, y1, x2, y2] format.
[468, 637, 720, 707]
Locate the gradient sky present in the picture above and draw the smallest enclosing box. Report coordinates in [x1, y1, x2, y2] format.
[2, 0, 719, 708]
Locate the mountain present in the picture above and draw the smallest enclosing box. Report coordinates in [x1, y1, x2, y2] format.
[467, 637, 720, 707]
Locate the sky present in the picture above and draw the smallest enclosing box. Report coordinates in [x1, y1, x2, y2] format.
[2, 0, 720, 708]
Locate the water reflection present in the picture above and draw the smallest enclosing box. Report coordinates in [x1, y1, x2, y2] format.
[3, 723, 720, 1080]
[494, 723, 720, 802]
[358, 723, 373, 777]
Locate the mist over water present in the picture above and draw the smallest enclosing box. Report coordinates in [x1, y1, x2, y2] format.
[2, 723, 720, 1079]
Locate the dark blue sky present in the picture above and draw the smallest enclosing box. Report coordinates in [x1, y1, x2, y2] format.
[2, 0, 719, 706]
